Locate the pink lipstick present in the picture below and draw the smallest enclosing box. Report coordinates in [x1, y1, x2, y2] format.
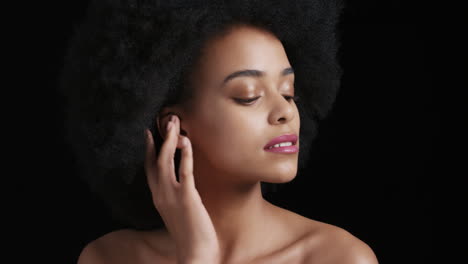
[264, 134, 298, 153]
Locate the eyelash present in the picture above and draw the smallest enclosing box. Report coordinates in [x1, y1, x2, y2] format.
[235, 95, 300, 105]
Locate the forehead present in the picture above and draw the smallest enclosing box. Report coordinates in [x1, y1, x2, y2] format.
[190, 25, 292, 89]
[208, 25, 283, 55]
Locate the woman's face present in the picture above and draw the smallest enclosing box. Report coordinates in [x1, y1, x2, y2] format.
[178, 25, 300, 186]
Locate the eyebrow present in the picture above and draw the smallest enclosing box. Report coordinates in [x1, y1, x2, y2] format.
[221, 67, 294, 86]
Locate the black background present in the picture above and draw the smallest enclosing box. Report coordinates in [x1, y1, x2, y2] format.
[13, 1, 465, 263]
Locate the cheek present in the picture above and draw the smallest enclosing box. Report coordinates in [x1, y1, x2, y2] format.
[196, 107, 260, 164]
[189, 104, 298, 182]
[188, 102, 259, 169]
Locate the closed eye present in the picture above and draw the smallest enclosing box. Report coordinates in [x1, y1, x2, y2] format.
[234, 96, 261, 104]
[234, 95, 300, 105]
[284, 95, 300, 102]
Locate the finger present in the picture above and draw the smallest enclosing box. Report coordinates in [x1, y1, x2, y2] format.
[144, 129, 157, 188]
[178, 136, 195, 189]
[158, 115, 180, 186]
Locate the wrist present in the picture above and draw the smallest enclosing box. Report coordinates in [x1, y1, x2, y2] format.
[179, 258, 219, 264]
[178, 253, 220, 264]
[177, 245, 221, 264]
[180, 261, 218, 264]
[178, 255, 221, 264]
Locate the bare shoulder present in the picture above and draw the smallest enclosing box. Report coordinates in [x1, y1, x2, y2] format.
[77, 229, 152, 264]
[302, 220, 379, 264]
[77, 238, 106, 264]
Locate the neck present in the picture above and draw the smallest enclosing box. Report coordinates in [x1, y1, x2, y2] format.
[192, 163, 279, 263]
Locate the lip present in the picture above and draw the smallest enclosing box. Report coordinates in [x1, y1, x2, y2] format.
[264, 134, 298, 153]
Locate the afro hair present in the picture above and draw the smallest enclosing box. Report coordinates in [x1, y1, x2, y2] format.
[58, 0, 345, 229]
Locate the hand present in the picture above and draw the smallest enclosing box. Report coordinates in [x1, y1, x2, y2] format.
[144, 115, 220, 263]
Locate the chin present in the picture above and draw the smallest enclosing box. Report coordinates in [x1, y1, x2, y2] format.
[267, 168, 298, 183]
[276, 174, 297, 183]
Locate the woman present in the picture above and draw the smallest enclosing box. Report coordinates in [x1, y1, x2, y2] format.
[60, 0, 378, 263]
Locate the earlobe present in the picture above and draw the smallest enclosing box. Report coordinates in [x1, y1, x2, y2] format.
[156, 113, 173, 139]
[156, 112, 188, 139]
[156, 104, 191, 138]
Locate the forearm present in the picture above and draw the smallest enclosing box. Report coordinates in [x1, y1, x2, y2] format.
[177, 252, 220, 264]
[178, 257, 220, 264]
[179, 260, 218, 264]
[177, 242, 221, 264]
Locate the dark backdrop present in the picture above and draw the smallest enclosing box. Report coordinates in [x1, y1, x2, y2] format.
[14, 1, 453, 263]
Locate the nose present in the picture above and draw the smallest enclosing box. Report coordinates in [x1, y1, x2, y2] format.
[267, 92, 296, 125]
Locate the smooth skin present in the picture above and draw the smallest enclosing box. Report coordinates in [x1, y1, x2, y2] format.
[77, 25, 379, 264]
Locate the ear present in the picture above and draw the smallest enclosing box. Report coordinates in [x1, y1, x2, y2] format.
[156, 106, 188, 139]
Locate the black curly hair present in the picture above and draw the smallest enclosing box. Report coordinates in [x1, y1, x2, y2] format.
[58, 0, 344, 230]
